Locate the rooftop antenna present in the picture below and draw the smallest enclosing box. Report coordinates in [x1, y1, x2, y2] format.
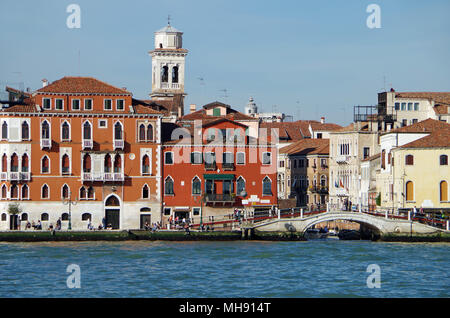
[296, 100, 300, 121]
[197, 77, 205, 104]
[167, 14, 171, 25]
[272, 104, 277, 113]
[219, 89, 229, 103]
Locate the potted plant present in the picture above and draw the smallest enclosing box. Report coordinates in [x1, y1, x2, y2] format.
[7, 202, 22, 230]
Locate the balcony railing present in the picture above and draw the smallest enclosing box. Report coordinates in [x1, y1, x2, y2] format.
[205, 162, 217, 171]
[336, 155, 350, 164]
[83, 172, 124, 182]
[1, 172, 7, 180]
[82, 172, 93, 181]
[222, 162, 235, 171]
[40, 138, 51, 149]
[83, 139, 93, 150]
[310, 186, 329, 194]
[171, 83, 180, 89]
[113, 173, 124, 181]
[9, 172, 19, 181]
[114, 139, 124, 150]
[205, 193, 235, 203]
[20, 172, 30, 181]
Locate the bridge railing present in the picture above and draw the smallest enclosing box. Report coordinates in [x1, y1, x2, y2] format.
[362, 210, 449, 230]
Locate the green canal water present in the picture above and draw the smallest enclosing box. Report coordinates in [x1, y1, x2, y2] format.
[0, 240, 448, 297]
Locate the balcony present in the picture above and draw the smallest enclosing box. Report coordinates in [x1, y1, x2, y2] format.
[205, 193, 235, 203]
[40, 138, 51, 149]
[1, 172, 7, 180]
[222, 162, 235, 171]
[83, 139, 93, 150]
[171, 83, 180, 89]
[9, 172, 19, 181]
[336, 155, 350, 164]
[113, 173, 124, 181]
[82, 172, 93, 181]
[114, 139, 124, 150]
[20, 172, 30, 181]
[310, 186, 329, 194]
[205, 162, 217, 171]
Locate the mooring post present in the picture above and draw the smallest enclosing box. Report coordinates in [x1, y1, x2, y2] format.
[447, 220, 449, 231]
[300, 208, 303, 219]
[385, 210, 388, 219]
[326, 203, 329, 212]
[408, 210, 411, 221]
[277, 207, 280, 220]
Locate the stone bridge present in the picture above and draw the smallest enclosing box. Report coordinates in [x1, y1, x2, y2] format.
[251, 211, 447, 236]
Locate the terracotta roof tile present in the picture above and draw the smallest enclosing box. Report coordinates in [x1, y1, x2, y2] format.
[279, 138, 329, 155]
[394, 92, 450, 105]
[383, 118, 450, 135]
[36, 77, 131, 95]
[399, 129, 450, 149]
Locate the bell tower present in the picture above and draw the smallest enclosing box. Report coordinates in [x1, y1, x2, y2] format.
[149, 19, 188, 101]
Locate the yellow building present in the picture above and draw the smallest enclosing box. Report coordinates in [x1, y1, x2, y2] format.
[391, 129, 450, 212]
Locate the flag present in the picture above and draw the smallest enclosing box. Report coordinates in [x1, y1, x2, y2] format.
[339, 179, 344, 188]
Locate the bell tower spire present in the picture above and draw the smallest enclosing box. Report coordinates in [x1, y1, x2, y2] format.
[149, 19, 188, 105]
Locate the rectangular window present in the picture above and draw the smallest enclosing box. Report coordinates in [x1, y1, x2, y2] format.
[363, 147, 370, 160]
[72, 99, 80, 110]
[98, 119, 107, 128]
[84, 99, 93, 110]
[190, 152, 202, 164]
[407, 102, 413, 111]
[193, 208, 200, 216]
[317, 133, 322, 139]
[55, 99, 64, 110]
[116, 99, 124, 111]
[104, 99, 112, 110]
[236, 152, 245, 165]
[213, 108, 221, 116]
[43, 98, 51, 110]
[279, 160, 284, 168]
[163, 208, 171, 216]
[262, 152, 271, 165]
[165, 152, 173, 164]
[414, 102, 419, 111]
[223, 152, 234, 164]
[394, 102, 400, 111]
[401, 103, 406, 111]
[411, 119, 418, 124]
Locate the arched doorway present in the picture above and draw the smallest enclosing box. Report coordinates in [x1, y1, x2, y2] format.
[105, 195, 120, 229]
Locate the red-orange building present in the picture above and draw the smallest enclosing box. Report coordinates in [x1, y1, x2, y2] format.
[161, 102, 278, 227]
[0, 77, 163, 230]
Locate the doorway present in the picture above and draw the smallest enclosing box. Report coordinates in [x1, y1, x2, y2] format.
[140, 214, 151, 229]
[105, 195, 120, 229]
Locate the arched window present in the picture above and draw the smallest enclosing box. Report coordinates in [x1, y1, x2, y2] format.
[147, 124, 153, 141]
[21, 184, 29, 199]
[142, 155, 150, 174]
[10, 184, 18, 199]
[104, 154, 112, 173]
[192, 177, 201, 195]
[1, 122, 7, 139]
[142, 184, 149, 199]
[79, 186, 86, 199]
[1, 213, 6, 221]
[114, 122, 122, 140]
[440, 181, 448, 202]
[406, 181, 414, 201]
[2, 154, 7, 172]
[87, 186, 94, 199]
[161, 65, 168, 83]
[21, 213, 28, 221]
[82, 213, 91, 221]
[83, 154, 91, 173]
[83, 121, 92, 140]
[105, 195, 120, 206]
[21, 121, 29, 140]
[21, 154, 29, 172]
[263, 177, 272, 196]
[61, 213, 69, 221]
[41, 156, 49, 173]
[10, 153, 18, 172]
[41, 120, 50, 139]
[61, 121, 70, 140]
[61, 154, 70, 174]
[41, 213, 49, 221]
[1, 184, 7, 199]
[62, 184, 70, 199]
[320, 175, 327, 187]
[440, 155, 448, 166]
[172, 66, 179, 83]
[165, 176, 174, 195]
[42, 184, 49, 199]
[113, 154, 121, 173]
[381, 149, 386, 169]
[139, 124, 146, 141]
[237, 177, 246, 195]
[405, 155, 414, 165]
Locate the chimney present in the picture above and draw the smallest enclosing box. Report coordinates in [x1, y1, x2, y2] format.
[320, 116, 325, 124]
[190, 104, 197, 113]
[42, 79, 48, 88]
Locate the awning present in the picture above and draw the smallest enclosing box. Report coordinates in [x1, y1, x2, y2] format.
[203, 174, 235, 180]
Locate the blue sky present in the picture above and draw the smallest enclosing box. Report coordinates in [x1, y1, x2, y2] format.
[1, 0, 449, 125]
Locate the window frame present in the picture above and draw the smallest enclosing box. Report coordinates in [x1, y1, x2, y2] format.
[71, 99, 80, 111]
[84, 98, 93, 111]
[116, 99, 125, 111]
[55, 98, 64, 110]
[104, 99, 112, 111]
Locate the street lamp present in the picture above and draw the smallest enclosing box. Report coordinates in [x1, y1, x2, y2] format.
[62, 191, 78, 230]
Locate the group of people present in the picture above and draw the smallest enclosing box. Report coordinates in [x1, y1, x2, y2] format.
[143, 221, 162, 232]
[167, 215, 191, 231]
